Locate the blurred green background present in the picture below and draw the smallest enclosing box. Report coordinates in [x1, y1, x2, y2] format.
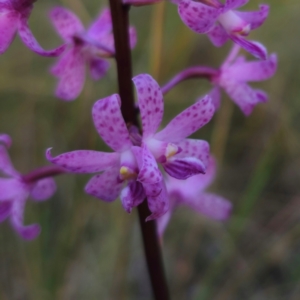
[1, 0, 300, 299]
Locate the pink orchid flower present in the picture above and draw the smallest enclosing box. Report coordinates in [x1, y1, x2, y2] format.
[0, 0, 65, 56]
[210, 45, 277, 115]
[178, 0, 269, 59]
[0, 134, 56, 240]
[133, 74, 215, 180]
[158, 157, 232, 237]
[49, 7, 137, 101]
[46, 94, 169, 221]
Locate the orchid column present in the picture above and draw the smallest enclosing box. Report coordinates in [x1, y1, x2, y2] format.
[108, 0, 170, 299]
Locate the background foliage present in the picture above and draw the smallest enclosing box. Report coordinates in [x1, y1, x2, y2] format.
[1, 0, 300, 299]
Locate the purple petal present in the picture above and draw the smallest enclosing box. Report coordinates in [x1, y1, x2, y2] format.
[0, 201, 12, 222]
[89, 57, 110, 80]
[208, 87, 221, 110]
[0, 145, 19, 177]
[224, 0, 249, 11]
[163, 157, 205, 180]
[227, 53, 277, 82]
[230, 35, 267, 60]
[155, 95, 214, 143]
[157, 209, 171, 237]
[46, 148, 119, 173]
[129, 26, 137, 49]
[222, 81, 262, 115]
[53, 47, 86, 101]
[0, 179, 23, 200]
[254, 89, 268, 103]
[30, 178, 56, 201]
[235, 4, 269, 30]
[178, 0, 219, 34]
[146, 180, 169, 221]
[0, 10, 18, 54]
[10, 196, 41, 240]
[132, 145, 162, 184]
[49, 7, 85, 42]
[120, 181, 145, 213]
[133, 74, 164, 138]
[0, 133, 12, 147]
[87, 8, 112, 41]
[18, 17, 66, 57]
[92, 95, 132, 152]
[208, 23, 228, 47]
[85, 166, 123, 202]
[185, 192, 232, 221]
[175, 138, 210, 168]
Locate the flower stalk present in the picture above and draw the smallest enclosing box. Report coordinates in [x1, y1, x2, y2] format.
[108, 0, 170, 299]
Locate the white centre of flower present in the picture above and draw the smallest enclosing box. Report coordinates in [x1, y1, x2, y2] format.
[217, 10, 250, 36]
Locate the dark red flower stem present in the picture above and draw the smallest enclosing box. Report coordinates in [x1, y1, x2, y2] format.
[108, 0, 170, 299]
[161, 66, 218, 95]
[22, 166, 66, 184]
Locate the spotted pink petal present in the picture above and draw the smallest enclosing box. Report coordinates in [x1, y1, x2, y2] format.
[254, 89, 268, 103]
[0, 10, 18, 54]
[92, 95, 132, 152]
[120, 181, 145, 213]
[87, 8, 112, 41]
[227, 53, 277, 82]
[0, 201, 11, 222]
[235, 4, 269, 30]
[49, 7, 85, 42]
[30, 178, 56, 202]
[185, 192, 232, 221]
[224, 0, 249, 11]
[230, 35, 267, 60]
[133, 74, 164, 138]
[46, 149, 119, 173]
[18, 17, 66, 57]
[146, 180, 169, 221]
[132, 145, 162, 184]
[54, 47, 86, 101]
[223, 81, 262, 115]
[175, 138, 210, 168]
[0, 146, 19, 177]
[85, 166, 123, 202]
[89, 57, 110, 80]
[178, 0, 220, 34]
[155, 95, 214, 143]
[208, 23, 228, 47]
[10, 196, 41, 240]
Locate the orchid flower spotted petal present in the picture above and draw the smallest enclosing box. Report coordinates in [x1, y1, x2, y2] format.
[133, 73, 164, 139]
[158, 157, 232, 236]
[46, 149, 119, 173]
[0, 0, 65, 56]
[52, 47, 86, 101]
[85, 166, 123, 202]
[154, 95, 214, 143]
[0, 135, 56, 239]
[89, 58, 110, 80]
[178, 0, 269, 59]
[49, 7, 85, 42]
[92, 95, 132, 152]
[0, 10, 19, 54]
